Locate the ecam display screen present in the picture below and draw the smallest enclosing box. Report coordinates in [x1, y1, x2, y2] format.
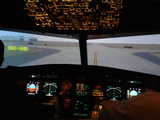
[75, 83, 89, 96]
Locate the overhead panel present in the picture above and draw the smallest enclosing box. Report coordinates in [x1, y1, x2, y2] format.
[23, 0, 123, 31]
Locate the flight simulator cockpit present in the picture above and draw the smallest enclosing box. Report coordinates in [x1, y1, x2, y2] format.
[2, 63, 159, 120]
[1, 0, 160, 120]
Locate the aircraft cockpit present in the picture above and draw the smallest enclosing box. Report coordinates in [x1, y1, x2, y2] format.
[1, 0, 160, 120]
[1, 63, 160, 120]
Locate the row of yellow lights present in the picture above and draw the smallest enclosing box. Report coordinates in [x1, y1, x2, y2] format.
[24, 0, 123, 30]
[26, 0, 122, 3]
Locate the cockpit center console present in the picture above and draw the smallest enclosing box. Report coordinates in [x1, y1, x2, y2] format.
[4, 65, 160, 120]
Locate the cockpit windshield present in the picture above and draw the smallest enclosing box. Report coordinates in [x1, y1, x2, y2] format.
[0, 30, 80, 67]
[87, 34, 160, 76]
[1, 29, 160, 76]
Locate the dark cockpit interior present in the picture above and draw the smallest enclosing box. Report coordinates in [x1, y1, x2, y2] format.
[1, 0, 160, 120]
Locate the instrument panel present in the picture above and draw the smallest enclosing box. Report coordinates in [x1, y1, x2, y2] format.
[106, 86, 122, 101]
[4, 64, 160, 120]
[24, 78, 143, 101]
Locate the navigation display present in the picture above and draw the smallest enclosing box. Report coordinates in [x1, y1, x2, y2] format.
[43, 82, 57, 96]
[127, 87, 141, 99]
[26, 81, 39, 95]
[106, 86, 122, 101]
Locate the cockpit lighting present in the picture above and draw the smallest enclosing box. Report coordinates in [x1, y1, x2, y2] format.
[23, 0, 123, 30]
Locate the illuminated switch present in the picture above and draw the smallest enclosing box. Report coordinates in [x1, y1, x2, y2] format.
[91, 111, 99, 119]
[59, 91, 63, 95]
[100, 97, 103, 100]
[27, 0, 39, 2]
[98, 104, 103, 110]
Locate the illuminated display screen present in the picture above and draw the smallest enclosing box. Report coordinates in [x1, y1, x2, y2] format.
[75, 83, 89, 96]
[74, 113, 88, 117]
[23, 0, 123, 30]
[106, 86, 122, 100]
[43, 82, 57, 96]
[127, 87, 141, 99]
[92, 85, 103, 96]
[74, 100, 89, 117]
[26, 81, 39, 95]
